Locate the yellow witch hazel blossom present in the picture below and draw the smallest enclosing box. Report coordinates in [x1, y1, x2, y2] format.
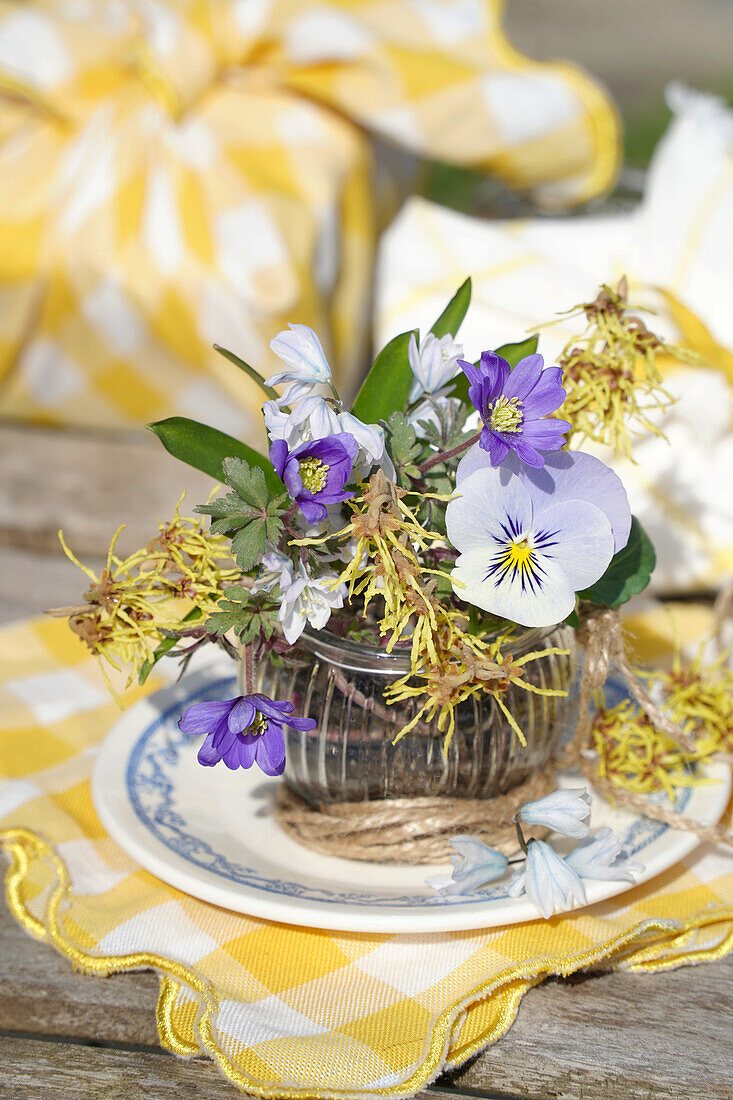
[50, 498, 239, 697]
[551, 278, 692, 457]
[56, 279, 678, 797]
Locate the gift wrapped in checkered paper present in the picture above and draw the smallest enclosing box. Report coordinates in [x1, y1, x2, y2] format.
[1, 615, 731, 1099]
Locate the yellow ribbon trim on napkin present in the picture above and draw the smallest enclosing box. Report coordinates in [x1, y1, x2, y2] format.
[3, 826, 732, 1097]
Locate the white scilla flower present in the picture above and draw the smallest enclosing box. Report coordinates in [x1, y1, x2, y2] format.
[266, 323, 333, 399]
[252, 548, 294, 594]
[426, 836, 509, 896]
[565, 827, 644, 882]
[408, 332, 463, 402]
[264, 394, 390, 475]
[518, 788, 592, 839]
[507, 840, 586, 919]
[277, 568, 346, 644]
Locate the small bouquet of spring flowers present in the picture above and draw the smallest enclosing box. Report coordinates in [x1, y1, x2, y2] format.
[56, 277, 718, 915]
[57, 277, 676, 768]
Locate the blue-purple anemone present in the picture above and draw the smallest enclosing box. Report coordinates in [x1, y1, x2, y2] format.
[460, 351, 570, 469]
[178, 694, 316, 776]
[270, 432, 358, 524]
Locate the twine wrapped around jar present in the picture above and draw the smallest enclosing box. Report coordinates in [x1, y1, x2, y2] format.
[272, 594, 733, 863]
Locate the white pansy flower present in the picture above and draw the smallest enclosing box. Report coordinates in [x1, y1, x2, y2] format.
[408, 332, 463, 402]
[565, 828, 644, 882]
[507, 840, 587, 919]
[266, 323, 333, 404]
[426, 836, 509, 896]
[518, 788, 592, 839]
[446, 464, 615, 627]
[277, 567, 346, 644]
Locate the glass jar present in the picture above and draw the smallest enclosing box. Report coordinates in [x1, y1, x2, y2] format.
[246, 624, 576, 806]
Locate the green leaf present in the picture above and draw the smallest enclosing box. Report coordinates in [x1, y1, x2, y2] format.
[578, 516, 656, 608]
[222, 458, 270, 510]
[350, 330, 415, 423]
[213, 345, 278, 401]
[230, 518, 267, 571]
[205, 587, 280, 644]
[451, 334, 540, 404]
[138, 607, 202, 685]
[430, 278, 472, 339]
[147, 417, 283, 494]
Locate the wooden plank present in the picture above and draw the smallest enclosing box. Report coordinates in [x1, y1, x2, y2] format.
[0, 545, 106, 625]
[1, 1035, 236, 1100]
[445, 959, 733, 1100]
[2, 897, 731, 1099]
[0, 422, 215, 560]
[0, 902, 160, 1047]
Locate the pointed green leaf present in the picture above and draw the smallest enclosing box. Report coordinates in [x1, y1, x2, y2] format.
[578, 516, 656, 607]
[147, 417, 283, 494]
[350, 330, 416, 423]
[430, 277, 472, 339]
[450, 334, 539, 404]
[213, 344, 278, 400]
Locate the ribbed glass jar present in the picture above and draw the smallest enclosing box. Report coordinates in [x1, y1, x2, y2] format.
[244, 625, 576, 805]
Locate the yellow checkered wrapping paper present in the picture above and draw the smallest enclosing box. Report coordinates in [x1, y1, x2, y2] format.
[0, 0, 618, 433]
[1, 615, 731, 1099]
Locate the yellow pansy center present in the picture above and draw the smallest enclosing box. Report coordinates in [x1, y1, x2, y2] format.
[245, 712, 267, 737]
[489, 395, 523, 433]
[501, 538, 534, 575]
[298, 456, 329, 493]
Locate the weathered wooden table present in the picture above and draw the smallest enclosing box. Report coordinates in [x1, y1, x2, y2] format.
[1, 422, 731, 1100]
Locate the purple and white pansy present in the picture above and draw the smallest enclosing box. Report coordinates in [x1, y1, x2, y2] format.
[445, 457, 628, 627]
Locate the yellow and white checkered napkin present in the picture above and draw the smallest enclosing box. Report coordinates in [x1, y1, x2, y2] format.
[0, 0, 618, 432]
[2, 616, 731, 1099]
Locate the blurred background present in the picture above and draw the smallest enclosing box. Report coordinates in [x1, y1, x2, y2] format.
[1, 0, 732, 627]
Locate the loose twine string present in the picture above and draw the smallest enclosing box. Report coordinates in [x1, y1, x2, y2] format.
[276, 588, 733, 863]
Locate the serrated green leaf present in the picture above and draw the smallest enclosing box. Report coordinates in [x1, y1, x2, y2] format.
[222, 457, 270, 510]
[230, 519, 267, 571]
[350, 330, 415, 422]
[578, 516, 656, 607]
[213, 344, 278, 400]
[147, 417, 283, 494]
[430, 277, 472, 339]
[451, 334, 540, 404]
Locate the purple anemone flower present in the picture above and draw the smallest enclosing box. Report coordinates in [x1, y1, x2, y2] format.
[178, 693, 317, 776]
[269, 432, 359, 524]
[460, 351, 571, 469]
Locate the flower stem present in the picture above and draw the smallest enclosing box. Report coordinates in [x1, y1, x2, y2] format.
[513, 817, 528, 855]
[243, 643, 255, 694]
[417, 432, 480, 475]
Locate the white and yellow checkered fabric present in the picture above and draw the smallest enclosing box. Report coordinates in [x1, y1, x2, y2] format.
[0, 0, 619, 433]
[1, 614, 731, 1099]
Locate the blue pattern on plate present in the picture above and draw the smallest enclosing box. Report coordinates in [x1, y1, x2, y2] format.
[125, 673, 691, 907]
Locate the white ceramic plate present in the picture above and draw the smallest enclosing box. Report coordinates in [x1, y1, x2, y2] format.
[92, 663, 731, 933]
